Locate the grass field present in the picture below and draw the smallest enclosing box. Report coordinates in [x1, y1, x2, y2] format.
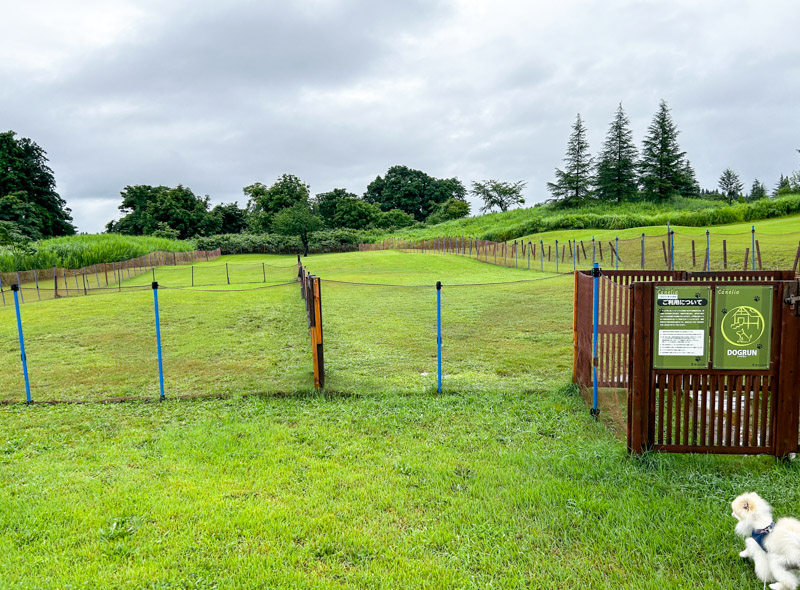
[1, 251, 799, 588]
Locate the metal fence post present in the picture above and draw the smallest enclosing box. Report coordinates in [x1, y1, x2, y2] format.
[706, 229, 711, 271]
[540, 240, 544, 271]
[751, 225, 756, 271]
[591, 263, 600, 419]
[0, 273, 5, 306]
[436, 281, 442, 394]
[555, 240, 559, 272]
[641, 233, 645, 270]
[226, 262, 230, 285]
[16, 272, 23, 303]
[152, 282, 165, 400]
[11, 285, 32, 403]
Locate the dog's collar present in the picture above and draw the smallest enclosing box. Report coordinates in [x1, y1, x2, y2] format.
[752, 523, 775, 550]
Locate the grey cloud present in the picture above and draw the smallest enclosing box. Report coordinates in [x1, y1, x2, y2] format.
[2, 0, 799, 232]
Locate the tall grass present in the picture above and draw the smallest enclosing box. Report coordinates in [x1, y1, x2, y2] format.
[382, 194, 800, 242]
[0, 234, 195, 272]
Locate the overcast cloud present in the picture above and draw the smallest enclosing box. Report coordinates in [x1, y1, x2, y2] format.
[2, 0, 799, 233]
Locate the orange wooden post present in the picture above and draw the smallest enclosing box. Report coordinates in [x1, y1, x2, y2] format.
[310, 276, 325, 389]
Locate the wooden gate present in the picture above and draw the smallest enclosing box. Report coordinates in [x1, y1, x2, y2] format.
[627, 280, 800, 456]
[574, 270, 795, 391]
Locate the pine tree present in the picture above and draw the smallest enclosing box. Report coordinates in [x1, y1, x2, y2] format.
[678, 160, 701, 198]
[639, 100, 689, 202]
[748, 179, 767, 201]
[774, 174, 789, 196]
[595, 104, 638, 202]
[547, 114, 595, 207]
[718, 168, 744, 205]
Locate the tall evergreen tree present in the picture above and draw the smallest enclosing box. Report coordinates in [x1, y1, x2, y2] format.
[639, 101, 690, 202]
[547, 114, 595, 206]
[748, 179, 767, 201]
[595, 104, 638, 203]
[678, 160, 701, 198]
[774, 174, 789, 196]
[718, 168, 744, 204]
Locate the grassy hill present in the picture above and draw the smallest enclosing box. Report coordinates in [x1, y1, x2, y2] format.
[384, 194, 800, 242]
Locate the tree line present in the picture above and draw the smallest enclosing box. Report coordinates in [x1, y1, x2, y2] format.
[103, 167, 530, 254]
[547, 100, 800, 206]
[3, 120, 799, 252]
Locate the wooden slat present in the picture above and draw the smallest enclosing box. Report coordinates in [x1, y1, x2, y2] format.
[691, 375, 699, 446]
[717, 374, 725, 447]
[699, 374, 708, 446]
[657, 374, 664, 445]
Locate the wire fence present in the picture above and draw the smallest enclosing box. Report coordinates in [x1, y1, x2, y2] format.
[0, 256, 575, 404]
[0, 248, 222, 305]
[362, 229, 800, 274]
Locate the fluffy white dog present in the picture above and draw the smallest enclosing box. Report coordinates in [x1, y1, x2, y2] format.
[732, 492, 800, 590]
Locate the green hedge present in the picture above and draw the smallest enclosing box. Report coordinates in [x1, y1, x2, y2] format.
[385, 194, 800, 243]
[194, 229, 383, 255]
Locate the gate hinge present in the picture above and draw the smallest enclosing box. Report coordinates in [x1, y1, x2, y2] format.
[591, 267, 601, 278]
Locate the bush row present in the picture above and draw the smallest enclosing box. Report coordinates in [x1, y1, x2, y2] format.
[476, 195, 800, 242]
[194, 229, 384, 255]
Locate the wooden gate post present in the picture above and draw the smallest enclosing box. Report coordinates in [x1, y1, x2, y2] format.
[628, 282, 654, 454]
[775, 281, 800, 456]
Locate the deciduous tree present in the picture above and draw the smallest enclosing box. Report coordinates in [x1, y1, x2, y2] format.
[245, 174, 310, 232]
[271, 203, 323, 256]
[0, 130, 75, 237]
[471, 180, 526, 213]
[364, 165, 466, 221]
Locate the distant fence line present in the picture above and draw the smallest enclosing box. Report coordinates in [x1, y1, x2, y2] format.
[0, 248, 221, 306]
[360, 231, 800, 274]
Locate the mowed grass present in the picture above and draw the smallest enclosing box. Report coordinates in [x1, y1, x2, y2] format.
[1, 251, 799, 588]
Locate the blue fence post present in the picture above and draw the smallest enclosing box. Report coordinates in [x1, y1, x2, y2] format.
[436, 281, 442, 394]
[152, 282, 165, 400]
[11, 285, 32, 403]
[615, 236, 619, 271]
[752, 225, 756, 270]
[591, 264, 600, 419]
[670, 229, 675, 270]
[706, 229, 710, 271]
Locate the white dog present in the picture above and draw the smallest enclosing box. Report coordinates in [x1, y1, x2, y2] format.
[732, 492, 800, 590]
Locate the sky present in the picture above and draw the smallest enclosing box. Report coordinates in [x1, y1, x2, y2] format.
[2, 0, 799, 233]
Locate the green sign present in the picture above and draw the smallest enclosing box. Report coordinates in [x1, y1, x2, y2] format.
[713, 286, 773, 370]
[653, 286, 711, 369]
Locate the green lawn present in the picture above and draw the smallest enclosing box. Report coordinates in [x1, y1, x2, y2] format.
[1, 251, 798, 588]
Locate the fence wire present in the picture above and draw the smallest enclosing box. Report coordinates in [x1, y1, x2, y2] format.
[0, 282, 305, 403]
[365, 230, 800, 274]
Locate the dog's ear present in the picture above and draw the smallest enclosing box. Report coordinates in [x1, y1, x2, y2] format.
[742, 500, 750, 512]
